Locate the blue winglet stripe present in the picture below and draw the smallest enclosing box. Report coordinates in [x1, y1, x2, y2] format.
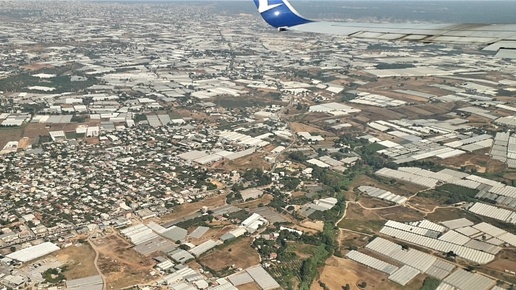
[253, 0, 312, 28]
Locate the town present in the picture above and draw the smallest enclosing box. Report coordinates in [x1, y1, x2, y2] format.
[1, 1, 516, 290]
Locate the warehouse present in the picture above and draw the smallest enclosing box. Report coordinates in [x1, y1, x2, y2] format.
[7, 242, 60, 263]
[358, 186, 408, 204]
[189, 240, 222, 257]
[169, 249, 194, 264]
[365, 238, 456, 279]
[133, 237, 177, 256]
[120, 224, 159, 245]
[345, 250, 398, 275]
[188, 226, 209, 239]
[379, 226, 495, 264]
[388, 265, 420, 286]
[161, 226, 188, 243]
[443, 269, 495, 290]
[375, 167, 439, 188]
[468, 202, 516, 224]
[66, 275, 103, 290]
[241, 213, 267, 233]
[245, 265, 281, 290]
[308, 102, 361, 116]
[240, 188, 263, 201]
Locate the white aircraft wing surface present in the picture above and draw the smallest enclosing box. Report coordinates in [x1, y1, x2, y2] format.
[252, 0, 516, 58]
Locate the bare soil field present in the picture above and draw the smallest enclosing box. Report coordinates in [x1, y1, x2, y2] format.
[486, 258, 516, 274]
[0, 127, 23, 149]
[238, 194, 274, 210]
[53, 243, 98, 280]
[392, 102, 454, 118]
[374, 206, 425, 222]
[426, 208, 482, 224]
[311, 256, 424, 290]
[23, 123, 48, 138]
[358, 197, 394, 209]
[486, 159, 508, 174]
[17, 137, 31, 149]
[84, 137, 100, 145]
[338, 205, 385, 235]
[408, 196, 441, 212]
[337, 231, 371, 252]
[300, 220, 325, 232]
[94, 234, 155, 289]
[213, 151, 271, 171]
[503, 171, 516, 180]
[345, 204, 385, 222]
[434, 149, 492, 173]
[22, 63, 54, 71]
[290, 122, 334, 137]
[48, 122, 80, 134]
[238, 282, 261, 290]
[199, 237, 260, 272]
[160, 194, 226, 223]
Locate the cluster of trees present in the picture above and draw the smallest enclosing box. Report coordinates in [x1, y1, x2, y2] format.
[41, 267, 66, 284]
[280, 176, 301, 191]
[421, 277, 440, 290]
[376, 62, 416, 70]
[312, 167, 352, 192]
[423, 184, 479, 205]
[288, 151, 307, 163]
[241, 168, 272, 187]
[299, 223, 337, 289]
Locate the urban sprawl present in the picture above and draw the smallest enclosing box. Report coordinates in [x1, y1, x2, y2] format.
[1, 1, 516, 290]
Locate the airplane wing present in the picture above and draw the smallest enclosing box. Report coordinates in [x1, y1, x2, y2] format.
[252, 0, 516, 58]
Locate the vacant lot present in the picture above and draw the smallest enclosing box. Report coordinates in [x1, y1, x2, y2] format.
[160, 194, 226, 224]
[299, 220, 324, 232]
[407, 196, 441, 212]
[94, 234, 155, 289]
[238, 282, 261, 290]
[0, 126, 23, 149]
[358, 197, 394, 209]
[375, 206, 425, 222]
[24, 122, 49, 138]
[426, 208, 482, 224]
[214, 151, 272, 171]
[311, 256, 425, 290]
[54, 243, 98, 280]
[346, 203, 383, 220]
[337, 231, 371, 252]
[290, 122, 334, 137]
[435, 149, 492, 173]
[199, 237, 260, 273]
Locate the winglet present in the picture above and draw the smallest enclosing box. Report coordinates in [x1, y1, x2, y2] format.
[252, 0, 313, 29]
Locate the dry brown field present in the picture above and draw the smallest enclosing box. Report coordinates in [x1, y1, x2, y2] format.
[53, 243, 98, 280]
[199, 237, 260, 272]
[160, 194, 226, 223]
[311, 256, 425, 290]
[93, 234, 155, 289]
